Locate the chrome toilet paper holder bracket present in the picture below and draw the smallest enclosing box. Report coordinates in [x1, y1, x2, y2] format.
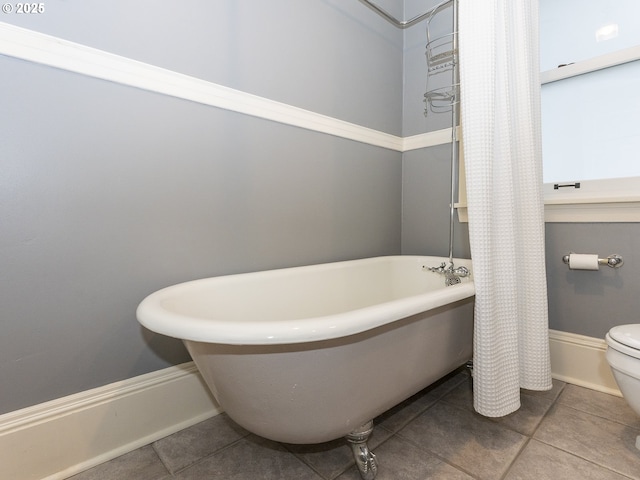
[562, 253, 624, 268]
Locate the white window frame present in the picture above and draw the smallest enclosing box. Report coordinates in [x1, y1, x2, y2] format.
[456, 45, 640, 223]
[540, 45, 640, 222]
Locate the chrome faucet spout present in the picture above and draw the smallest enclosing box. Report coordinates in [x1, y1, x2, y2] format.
[423, 262, 468, 286]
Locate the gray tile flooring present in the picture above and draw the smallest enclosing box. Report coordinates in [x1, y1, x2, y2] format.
[69, 369, 640, 479]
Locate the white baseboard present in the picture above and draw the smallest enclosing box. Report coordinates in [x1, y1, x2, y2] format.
[549, 329, 621, 397]
[0, 331, 620, 479]
[0, 362, 221, 480]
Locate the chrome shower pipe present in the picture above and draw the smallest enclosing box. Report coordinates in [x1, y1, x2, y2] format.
[361, 0, 460, 269]
[359, 0, 453, 29]
[448, 0, 459, 267]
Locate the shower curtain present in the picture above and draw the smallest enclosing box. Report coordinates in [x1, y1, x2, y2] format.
[458, 0, 552, 417]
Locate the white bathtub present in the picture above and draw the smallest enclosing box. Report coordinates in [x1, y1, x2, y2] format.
[137, 255, 474, 460]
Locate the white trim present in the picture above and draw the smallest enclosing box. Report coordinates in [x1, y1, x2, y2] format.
[457, 171, 640, 223]
[2, 22, 637, 221]
[0, 22, 458, 153]
[541, 45, 640, 84]
[0, 22, 408, 152]
[0, 362, 221, 480]
[456, 200, 640, 223]
[403, 128, 454, 151]
[542, 177, 640, 222]
[544, 200, 640, 222]
[549, 329, 621, 397]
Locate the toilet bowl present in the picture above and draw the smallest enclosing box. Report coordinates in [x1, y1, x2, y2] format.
[605, 324, 640, 450]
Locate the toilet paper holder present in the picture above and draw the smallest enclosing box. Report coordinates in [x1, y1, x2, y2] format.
[562, 253, 624, 269]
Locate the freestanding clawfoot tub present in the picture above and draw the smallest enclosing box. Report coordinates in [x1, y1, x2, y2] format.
[137, 255, 474, 479]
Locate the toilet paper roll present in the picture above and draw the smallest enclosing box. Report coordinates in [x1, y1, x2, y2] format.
[568, 253, 599, 270]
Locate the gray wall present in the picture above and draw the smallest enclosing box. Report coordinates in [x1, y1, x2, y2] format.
[0, 0, 402, 414]
[400, 2, 640, 342]
[4, 0, 404, 135]
[3, 0, 637, 417]
[545, 224, 640, 339]
[401, 144, 470, 259]
[401, 2, 467, 259]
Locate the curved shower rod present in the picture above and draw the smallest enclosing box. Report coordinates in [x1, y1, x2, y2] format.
[358, 0, 453, 29]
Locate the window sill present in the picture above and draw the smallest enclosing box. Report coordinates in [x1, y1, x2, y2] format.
[456, 198, 640, 223]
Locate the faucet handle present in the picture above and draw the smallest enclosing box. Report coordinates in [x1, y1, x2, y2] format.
[453, 266, 470, 277]
[423, 262, 447, 273]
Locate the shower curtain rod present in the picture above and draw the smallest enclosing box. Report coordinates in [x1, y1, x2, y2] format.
[358, 0, 453, 28]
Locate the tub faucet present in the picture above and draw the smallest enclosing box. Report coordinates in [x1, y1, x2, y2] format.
[424, 262, 469, 286]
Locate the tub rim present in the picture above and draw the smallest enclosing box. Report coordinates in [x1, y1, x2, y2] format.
[136, 255, 475, 345]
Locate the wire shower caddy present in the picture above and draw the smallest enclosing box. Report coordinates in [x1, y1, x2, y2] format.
[424, 2, 459, 117]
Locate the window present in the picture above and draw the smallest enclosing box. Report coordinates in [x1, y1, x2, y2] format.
[539, 0, 640, 221]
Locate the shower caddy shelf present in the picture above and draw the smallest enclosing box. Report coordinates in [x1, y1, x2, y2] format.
[358, 0, 458, 115]
[424, 4, 459, 116]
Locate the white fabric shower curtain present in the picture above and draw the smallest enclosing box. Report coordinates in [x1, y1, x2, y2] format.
[458, 0, 552, 417]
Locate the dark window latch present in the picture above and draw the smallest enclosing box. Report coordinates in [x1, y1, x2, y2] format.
[554, 182, 581, 190]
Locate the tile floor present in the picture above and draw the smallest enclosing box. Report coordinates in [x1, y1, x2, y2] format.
[69, 369, 640, 480]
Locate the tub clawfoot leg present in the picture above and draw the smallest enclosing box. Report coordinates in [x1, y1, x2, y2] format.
[346, 420, 377, 480]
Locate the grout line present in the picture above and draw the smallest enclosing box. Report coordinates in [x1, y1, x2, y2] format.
[394, 378, 571, 480]
[525, 383, 639, 480]
[167, 435, 249, 477]
[498, 437, 532, 480]
[391, 399, 484, 479]
[392, 427, 480, 479]
[282, 444, 338, 480]
[497, 381, 569, 479]
[527, 381, 567, 439]
[149, 443, 173, 478]
[555, 394, 640, 431]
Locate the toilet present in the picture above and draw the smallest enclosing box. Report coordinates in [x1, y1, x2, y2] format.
[605, 324, 640, 450]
